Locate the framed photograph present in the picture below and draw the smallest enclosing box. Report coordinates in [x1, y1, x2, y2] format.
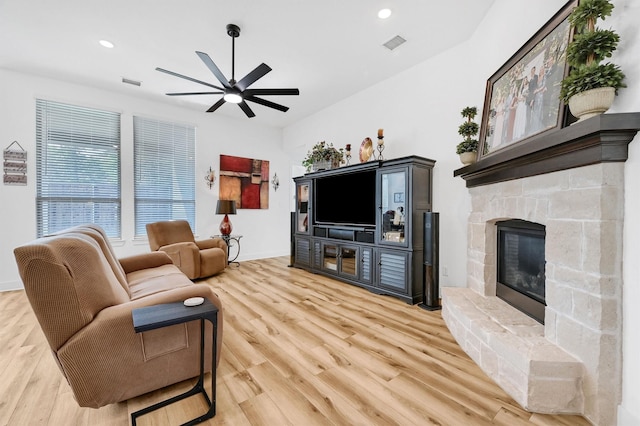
[478, 0, 577, 159]
[394, 192, 404, 203]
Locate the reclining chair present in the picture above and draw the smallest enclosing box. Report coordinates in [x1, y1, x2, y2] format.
[146, 220, 227, 279]
[13, 224, 223, 408]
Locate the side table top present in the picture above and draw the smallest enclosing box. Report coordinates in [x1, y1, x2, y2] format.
[132, 299, 218, 333]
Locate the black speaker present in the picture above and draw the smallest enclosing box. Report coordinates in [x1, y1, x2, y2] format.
[289, 211, 295, 267]
[419, 212, 440, 311]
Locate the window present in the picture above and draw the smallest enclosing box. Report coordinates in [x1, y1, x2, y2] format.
[36, 99, 121, 238]
[133, 116, 195, 237]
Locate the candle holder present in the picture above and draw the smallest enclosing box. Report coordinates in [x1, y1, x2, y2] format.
[345, 144, 352, 165]
[376, 137, 385, 161]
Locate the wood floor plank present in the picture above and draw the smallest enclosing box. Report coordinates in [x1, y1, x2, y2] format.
[239, 391, 293, 426]
[0, 256, 590, 425]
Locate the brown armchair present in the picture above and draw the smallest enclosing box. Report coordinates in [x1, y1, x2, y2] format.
[146, 220, 227, 279]
[13, 224, 223, 408]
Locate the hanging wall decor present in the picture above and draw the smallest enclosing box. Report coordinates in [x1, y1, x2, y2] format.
[219, 154, 269, 209]
[204, 166, 216, 189]
[4, 141, 27, 185]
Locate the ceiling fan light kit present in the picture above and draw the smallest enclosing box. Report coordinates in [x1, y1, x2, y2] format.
[156, 23, 299, 118]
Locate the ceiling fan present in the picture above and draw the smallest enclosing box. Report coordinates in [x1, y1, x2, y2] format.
[156, 24, 299, 118]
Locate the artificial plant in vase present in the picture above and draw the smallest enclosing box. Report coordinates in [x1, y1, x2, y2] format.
[559, 0, 625, 121]
[456, 106, 479, 166]
[302, 141, 344, 172]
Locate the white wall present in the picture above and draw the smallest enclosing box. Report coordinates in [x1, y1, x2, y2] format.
[283, 0, 640, 424]
[0, 69, 292, 291]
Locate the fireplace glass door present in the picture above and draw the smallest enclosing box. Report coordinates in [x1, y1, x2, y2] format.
[496, 220, 546, 323]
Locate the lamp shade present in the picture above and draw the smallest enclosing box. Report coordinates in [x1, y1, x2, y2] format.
[216, 200, 237, 215]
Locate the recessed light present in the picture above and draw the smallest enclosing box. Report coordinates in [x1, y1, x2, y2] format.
[99, 40, 114, 49]
[378, 8, 392, 19]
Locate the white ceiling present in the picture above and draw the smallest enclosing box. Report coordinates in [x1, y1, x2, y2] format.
[0, 0, 496, 127]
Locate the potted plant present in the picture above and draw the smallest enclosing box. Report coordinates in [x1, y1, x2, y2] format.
[559, 0, 625, 121]
[456, 106, 479, 165]
[302, 141, 344, 172]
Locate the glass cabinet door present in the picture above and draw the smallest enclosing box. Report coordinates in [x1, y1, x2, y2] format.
[322, 244, 338, 272]
[296, 181, 310, 234]
[322, 243, 359, 279]
[379, 169, 407, 245]
[340, 246, 358, 278]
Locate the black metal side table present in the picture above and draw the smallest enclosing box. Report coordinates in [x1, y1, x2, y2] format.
[131, 299, 219, 426]
[213, 234, 242, 266]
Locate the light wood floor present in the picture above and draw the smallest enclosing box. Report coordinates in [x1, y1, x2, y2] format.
[0, 256, 590, 425]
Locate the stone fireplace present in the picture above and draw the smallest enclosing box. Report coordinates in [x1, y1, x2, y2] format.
[443, 114, 640, 426]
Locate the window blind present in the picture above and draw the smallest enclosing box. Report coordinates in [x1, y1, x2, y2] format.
[36, 99, 121, 238]
[133, 116, 196, 237]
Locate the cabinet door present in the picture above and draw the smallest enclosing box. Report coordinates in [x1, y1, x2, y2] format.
[360, 246, 373, 285]
[339, 245, 359, 280]
[377, 249, 410, 294]
[378, 167, 409, 247]
[296, 181, 311, 235]
[295, 237, 311, 267]
[312, 240, 322, 268]
[321, 243, 339, 275]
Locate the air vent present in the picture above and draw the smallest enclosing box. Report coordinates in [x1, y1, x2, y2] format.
[122, 77, 141, 86]
[383, 35, 406, 51]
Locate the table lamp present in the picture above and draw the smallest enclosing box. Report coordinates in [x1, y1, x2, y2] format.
[216, 200, 237, 236]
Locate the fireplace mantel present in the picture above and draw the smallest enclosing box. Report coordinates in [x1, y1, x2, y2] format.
[455, 112, 640, 188]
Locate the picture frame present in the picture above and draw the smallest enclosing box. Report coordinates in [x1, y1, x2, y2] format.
[394, 192, 404, 203]
[477, 0, 577, 160]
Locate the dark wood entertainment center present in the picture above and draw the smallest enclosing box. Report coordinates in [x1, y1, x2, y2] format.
[293, 155, 435, 304]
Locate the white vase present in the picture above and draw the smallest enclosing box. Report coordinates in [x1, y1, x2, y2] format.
[568, 87, 615, 123]
[459, 152, 477, 166]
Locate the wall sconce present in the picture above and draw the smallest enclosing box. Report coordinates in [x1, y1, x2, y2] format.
[204, 166, 216, 189]
[272, 173, 280, 191]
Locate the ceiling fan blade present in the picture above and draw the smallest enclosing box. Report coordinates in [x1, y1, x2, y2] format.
[206, 98, 226, 113]
[238, 101, 256, 118]
[244, 88, 300, 96]
[156, 67, 224, 90]
[196, 51, 231, 88]
[235, 63, 272, 91]
[245, 95, 289, 112]
[166, 92, 223, 96]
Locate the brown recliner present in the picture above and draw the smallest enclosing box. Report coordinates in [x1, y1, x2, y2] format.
[146, 220, 227, 279]
[13, 224, 223, 408]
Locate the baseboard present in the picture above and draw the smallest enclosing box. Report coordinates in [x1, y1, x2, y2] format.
[0, 279, 23, 292]
[618, 404, 640, 426]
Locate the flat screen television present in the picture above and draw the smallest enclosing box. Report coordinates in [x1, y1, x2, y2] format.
[314, 169, 377, 227]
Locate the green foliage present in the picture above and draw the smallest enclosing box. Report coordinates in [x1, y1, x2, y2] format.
[560, 62, 626, 102]
[458, 122, 479, 138]
[460, 106, 477, 120]
[560, 0, 625, 103]
[568, 0, 614, 31]
[566, 29, 619, 66]
[302, 141, 344, 172]
[456, 139, 478, 154]
[456, 106, 479, 154]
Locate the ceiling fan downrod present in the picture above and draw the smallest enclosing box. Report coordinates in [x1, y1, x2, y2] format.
[227, 24, 240, 84]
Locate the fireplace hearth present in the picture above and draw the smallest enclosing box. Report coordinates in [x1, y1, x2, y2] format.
[496, 219, 545, 323]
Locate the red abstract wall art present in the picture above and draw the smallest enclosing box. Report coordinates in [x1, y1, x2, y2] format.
[219, 154, 269, 209]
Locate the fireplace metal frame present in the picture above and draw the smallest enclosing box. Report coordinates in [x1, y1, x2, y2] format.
[496, 220, 546, 324]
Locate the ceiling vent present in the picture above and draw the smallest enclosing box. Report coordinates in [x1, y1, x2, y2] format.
[383, 35, 406, 51]
[122, 77, 141, 86]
